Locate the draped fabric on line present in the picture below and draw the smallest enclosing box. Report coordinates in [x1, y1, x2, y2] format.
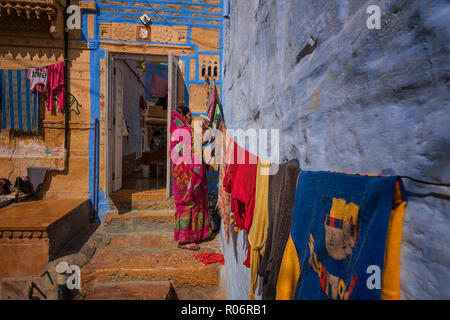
[47, 61, 65, 111]
[206, 85, 223, 129]
[223, 138, 258, 267]
[276, 171, 407, 300]
[169, 110, 212, 243]
[150, 74, 168, 98]
[0, 69, 39, 133]
[258, 159, 301, 300]
[216, 126, 230, 243]
[248, 159, 271, 300]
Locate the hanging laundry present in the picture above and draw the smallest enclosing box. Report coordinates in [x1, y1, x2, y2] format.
[145, 63, 168, 99]
[224, 139, 258, 232]
[150, 74, 168, 98]
[0, 69, 39, 133]
[140, 95, 147, 110]
[27, 66, 48, 93]
[47, 61, 65, 111]
[276, 232, 300, 300]
[204, 84, 223, 130]
[121, 119, 129, 137]
[276, 171, 407, 300]
[223, 138, 258, 267]
[258, 159, 301, 300]
[202, 86, 224, 170]
[248, 159, 271, 300]
[205, 81, 215, 120]
[216, 125, 233, 243]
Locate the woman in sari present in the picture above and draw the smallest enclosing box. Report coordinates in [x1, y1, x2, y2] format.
[169, 106, 212, 250]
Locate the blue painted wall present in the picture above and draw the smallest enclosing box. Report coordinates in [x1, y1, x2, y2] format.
[75, 1, 222, 222]
[221, 0, 450, 299]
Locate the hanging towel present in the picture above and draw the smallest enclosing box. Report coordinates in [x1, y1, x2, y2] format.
[248, 159, 271, 300]
[277, 171, 407, 300]
[0, 69, 39, 133]
[47, 61, 65, 111]
[223, 139, 258, 232]
[150, 74, 168, 98]
[258, 159, 301, 300]
[223, 138, 258, 267]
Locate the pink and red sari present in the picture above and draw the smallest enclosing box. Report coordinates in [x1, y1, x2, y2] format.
[169, 110, 211, 243]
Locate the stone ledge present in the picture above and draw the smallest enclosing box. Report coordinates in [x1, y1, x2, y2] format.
[0, 198, 91, 278]
[86, 280, 176, 300]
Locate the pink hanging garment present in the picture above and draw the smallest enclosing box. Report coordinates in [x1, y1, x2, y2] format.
[47, 61, 65, 111]
[207, 85, 216, 121]
[150, 74, 168, 98]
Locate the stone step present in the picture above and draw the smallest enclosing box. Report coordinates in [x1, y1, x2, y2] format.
[85, 280, 178, 300]
[104, 210, 174, 225]
[80, 247, 223, 297]
[102, 210, 175, 234]
[104, 232, 176, 250]
[85, 281, 225, 300]
[174, 284, 226, 300]
[110, 189, 168, 202]
[109, 189, 175, 212]
[109, 199, 175, 212]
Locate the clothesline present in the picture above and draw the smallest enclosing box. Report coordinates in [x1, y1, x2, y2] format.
[212, 128, 448, 189]
[122, 60, 153, 98]
[399, 175, 450, 187]
[214, 127, 408, 299]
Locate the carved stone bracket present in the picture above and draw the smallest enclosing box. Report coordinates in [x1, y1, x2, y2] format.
[0, 1, 58, 34]
[0, 230, 49, 239]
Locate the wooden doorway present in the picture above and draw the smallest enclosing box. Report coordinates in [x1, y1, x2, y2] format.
[104, 52, 180, 199]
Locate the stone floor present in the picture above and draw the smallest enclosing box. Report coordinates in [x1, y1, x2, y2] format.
[122, 168, 166, 191]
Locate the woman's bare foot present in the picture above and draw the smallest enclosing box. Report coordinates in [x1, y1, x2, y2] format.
[177, 242, 200, 251]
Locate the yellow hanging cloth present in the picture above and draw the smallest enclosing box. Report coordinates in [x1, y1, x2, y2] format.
[248, 158, 271, 300]
[381, 180, 407, 300]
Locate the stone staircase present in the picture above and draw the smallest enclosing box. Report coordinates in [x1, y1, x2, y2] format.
[78, 189, 225, 300]
[109, 189, 176, 213]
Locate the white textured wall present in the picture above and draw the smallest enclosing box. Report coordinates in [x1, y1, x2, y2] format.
[221, 0, 450, 299]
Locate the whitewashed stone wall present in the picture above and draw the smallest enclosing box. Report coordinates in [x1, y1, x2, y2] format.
[221, 0, 449, 299]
